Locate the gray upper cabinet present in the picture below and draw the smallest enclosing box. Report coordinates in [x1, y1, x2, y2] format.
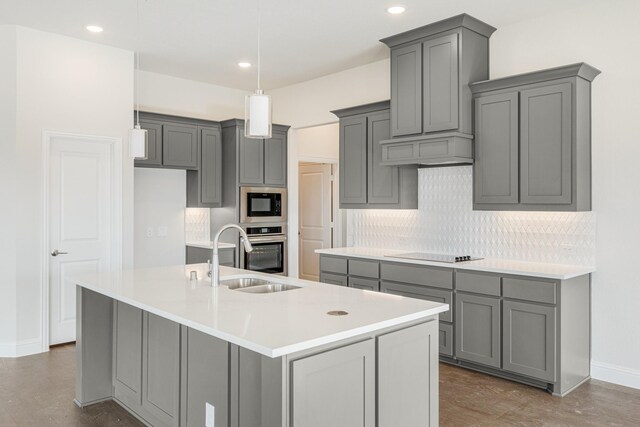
[264, 131, 287, 187]
[423, 33, 459, 133]
[222, 120, 288, 188]
[339, 115, 368, 204]
[471, 63, 601, 211]
[380, 14, 495, 166]
[291, 339, 375, 427]
[474, 92, 519, 204]
[238, 136, 264, 185]
[162, 124, 198, 169]
[390, 42, 422, 137]
[332, 101, 418, 209]
[455, 293, 501, 368]
[187, 126, 222, 208]
[135, 120, 162, 166]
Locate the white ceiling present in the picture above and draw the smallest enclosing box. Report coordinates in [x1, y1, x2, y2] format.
[0, 0, 592, 90]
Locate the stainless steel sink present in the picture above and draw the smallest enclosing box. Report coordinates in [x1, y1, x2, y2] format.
[221, 277, 301, 294]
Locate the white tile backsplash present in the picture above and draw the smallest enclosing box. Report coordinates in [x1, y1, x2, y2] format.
[185, 208, 210, 242]
[347, 166, 596, 266]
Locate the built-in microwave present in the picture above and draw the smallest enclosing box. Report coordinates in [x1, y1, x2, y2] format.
[240, 187, 287, 224]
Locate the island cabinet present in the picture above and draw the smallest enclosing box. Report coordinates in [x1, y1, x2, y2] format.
[331, 101, 418, 209]
[470, 63, 601, 211]
[76, 287, 442, 427]
[378, 14, 495, 166]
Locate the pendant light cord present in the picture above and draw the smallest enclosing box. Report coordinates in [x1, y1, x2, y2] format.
[257, 0, 261, 91]
[135, 0, 141, 126]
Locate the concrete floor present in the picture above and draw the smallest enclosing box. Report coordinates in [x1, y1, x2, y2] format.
[1, 344, 639, 426]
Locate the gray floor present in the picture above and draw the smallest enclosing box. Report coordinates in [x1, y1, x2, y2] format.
[1, 344, 640, 426]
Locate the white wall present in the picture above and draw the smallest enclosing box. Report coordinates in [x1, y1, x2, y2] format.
[1, 26, 134, 357]
[134, 169, 186, 267]
[273, 0, 640, 389]
[138, 70, 248, 120]
[0, 26, 18, 352]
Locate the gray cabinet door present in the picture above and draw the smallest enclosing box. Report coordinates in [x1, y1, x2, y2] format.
[520, 83, 572, 205]
[200, 127, 222, 205]
[135, 121, 162, 166]
[423, 33, 459, 133]
[319, 272, 348, 287]
[348, 276, 379, 292]
[455, 293, 501, 368]
[339, 115, 367, 205]
[291, 339, 375, 427]
[390, 42, 422, 137]
[113, 301, 143, 405]
[378, 321, 438, 427]
[142, 312, 181, 427]
[162, 124, 198, 169]
[239, 136, 265, 185]
[367, 110, 399, 204]
[181, 327, 229, 427]
[474, 92, 519, 205]
[503, 300, 556, 382]
[264, 132, 287, 187]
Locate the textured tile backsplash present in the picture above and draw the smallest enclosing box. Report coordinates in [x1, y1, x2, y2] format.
[347, 166, 596, 266]
[185, 208, 210, 242]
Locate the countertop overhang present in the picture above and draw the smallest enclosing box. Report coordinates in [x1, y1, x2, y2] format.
[73, 264, 448, 358]
[316, 247, 595, 280]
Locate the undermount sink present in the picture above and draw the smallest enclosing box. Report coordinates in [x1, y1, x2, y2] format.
[221, 277, 301, 294]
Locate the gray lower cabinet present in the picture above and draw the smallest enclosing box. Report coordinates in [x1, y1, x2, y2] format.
[455, 293, 501, 368]
[381, 280, 453, 323]
[181, 327, 229, 427]
[332, 102, 418, 209]
[471, 63, 600, 211]
[163, 124, 198, 169]
[378, 321, 439, 427]
[187, 126, 222, 208]
[113, 301, 143, 405]
[291, 339, 375, 427]
[439, 323, 454, 357]
[348, 276, 379, 292]
[503, 300, 556, 382]
[319, 271, 348, 287]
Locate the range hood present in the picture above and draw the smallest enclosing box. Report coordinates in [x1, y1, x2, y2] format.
[378, 13, 495, 167]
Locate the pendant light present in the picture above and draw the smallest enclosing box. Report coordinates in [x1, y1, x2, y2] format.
[244, 0, 272, 139]
[129, 0, 148, 158]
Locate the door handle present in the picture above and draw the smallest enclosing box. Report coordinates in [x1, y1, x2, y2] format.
[51, 249, 69, 257]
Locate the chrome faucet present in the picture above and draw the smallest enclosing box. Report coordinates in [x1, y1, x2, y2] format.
[210, 224, 253, 287]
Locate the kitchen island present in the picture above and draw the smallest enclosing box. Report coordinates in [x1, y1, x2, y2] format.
[74, 263, 448, 427]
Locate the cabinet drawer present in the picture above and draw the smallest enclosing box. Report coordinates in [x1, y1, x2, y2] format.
[456, 271, 501, 296]
[503, 278, 556, 304]
[380, 281, 452, 322]
[348, 259, 379, 279]
[320, 272, 348, 287]
[439, 323, 453, 357]
[348, 276, 379, 292]
[320, 256, 348, 275]
[381, 262, 453, 289]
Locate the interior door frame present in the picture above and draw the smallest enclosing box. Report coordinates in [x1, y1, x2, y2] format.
[40, 131, 123, 351]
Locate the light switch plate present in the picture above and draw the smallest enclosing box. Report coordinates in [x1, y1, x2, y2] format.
[157, 226, 168, 237]
[205, 402, 215, 427]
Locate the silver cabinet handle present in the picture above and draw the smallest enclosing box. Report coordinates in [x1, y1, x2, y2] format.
[51, 249, 68, 257]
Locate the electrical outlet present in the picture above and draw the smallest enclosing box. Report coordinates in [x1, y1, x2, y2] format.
[146, 227, 154, 238]
[205, 402, 215, 427]
[157, 226, 168, 237]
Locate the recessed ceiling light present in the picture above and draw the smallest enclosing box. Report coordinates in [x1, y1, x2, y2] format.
[387, 6, 406, 15]
[86, 25, 104, 33]
[237, 62, 252, 68]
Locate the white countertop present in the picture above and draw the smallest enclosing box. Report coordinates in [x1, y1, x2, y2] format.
[316, 247, 595, 280]
[73, 264, 448, 358]
[186, 241, 236, 250]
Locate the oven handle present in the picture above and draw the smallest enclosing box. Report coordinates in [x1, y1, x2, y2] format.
[243, 235, 287, 244]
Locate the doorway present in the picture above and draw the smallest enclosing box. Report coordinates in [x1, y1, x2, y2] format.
[44, 132, 120, 346]
[298, 162, 335, 281]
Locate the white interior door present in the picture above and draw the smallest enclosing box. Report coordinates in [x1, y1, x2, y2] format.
[298, 163, 333, 281]
[49, 134, 113, 345]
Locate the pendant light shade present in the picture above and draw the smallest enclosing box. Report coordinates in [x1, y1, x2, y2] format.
[129, 124, 148, 159]
[245, 89, 272, 139]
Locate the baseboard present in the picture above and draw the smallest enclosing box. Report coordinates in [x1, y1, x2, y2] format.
[591, 361, 640, 390]
[0, 338, 44, 358]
